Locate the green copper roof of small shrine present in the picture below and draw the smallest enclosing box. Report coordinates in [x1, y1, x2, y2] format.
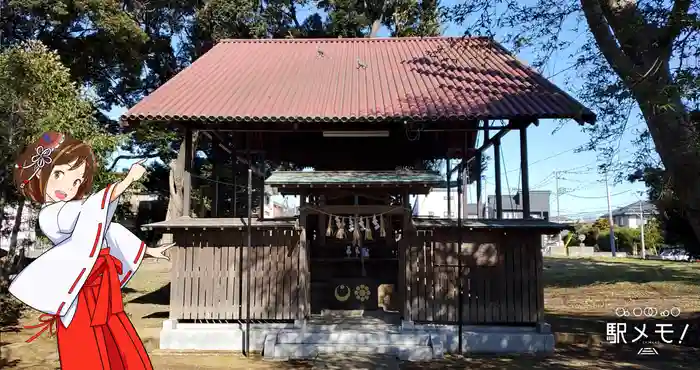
[266, 170, 443, 186]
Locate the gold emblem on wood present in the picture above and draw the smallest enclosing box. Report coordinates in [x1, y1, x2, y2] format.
[334, 285, 351, 302]
[354, 285, 370, 302]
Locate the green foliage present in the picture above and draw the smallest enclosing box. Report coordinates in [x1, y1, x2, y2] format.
[0, 41, 122, 191]
[596, 221, 663, 255]
[0, 41, 121, 325]
[592, 218, 610, 231]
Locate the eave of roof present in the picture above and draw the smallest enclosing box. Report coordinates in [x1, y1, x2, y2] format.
[266, 170, 443, 186]
[122, 37, 596, 126]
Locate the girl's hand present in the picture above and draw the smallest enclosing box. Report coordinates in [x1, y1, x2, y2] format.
[126, 159, 148, 183]
[145, 242, 175, 261]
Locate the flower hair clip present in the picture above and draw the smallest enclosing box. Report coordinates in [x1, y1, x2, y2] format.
[16, 132, 65, 188]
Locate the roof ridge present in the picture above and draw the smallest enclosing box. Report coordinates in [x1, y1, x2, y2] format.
[218, 36, 492, 44]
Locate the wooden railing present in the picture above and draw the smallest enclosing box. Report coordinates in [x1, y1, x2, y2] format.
[403, 228, 544, 325]
[169, 228, 306, 321]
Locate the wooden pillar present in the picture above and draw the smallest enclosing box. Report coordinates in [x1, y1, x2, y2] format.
[258, 151, 266, 220]
[475, 150, 482, 219]
[232, 160, 238, 217]
[446, 156, 451, 218]
[519, 123, 531, 218]
[299, 190, 309, 318]
[494, 138, 503, 219]
[183, 127, 193, 218]
[481, 120, 489, 218]
[401, 189, 412, 320]
[212, 136, 221, 217]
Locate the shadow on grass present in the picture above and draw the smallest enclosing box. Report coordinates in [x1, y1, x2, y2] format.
[144, 311, 169, 319]
[543, 258, 700, 288]
[129, 283, 170, 305]
[0, 359, 20, 368]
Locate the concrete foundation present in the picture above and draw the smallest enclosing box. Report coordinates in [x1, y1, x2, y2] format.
[159, 319, 555, 360]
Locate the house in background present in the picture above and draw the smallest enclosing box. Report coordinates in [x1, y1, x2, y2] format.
[486, 190, 551, 220]
[609, 201, 657, 229]
[412, 187, 481, 219]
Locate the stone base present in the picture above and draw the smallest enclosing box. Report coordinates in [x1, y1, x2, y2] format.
[401, 321, 555, 354]
[159, 319, 299, 352]
[159, 319, 555, 359]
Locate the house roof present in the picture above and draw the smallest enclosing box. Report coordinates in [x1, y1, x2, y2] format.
[611, 201, 657, 217]
[266, 170, 443, 186]
[122, 37, 595, 125]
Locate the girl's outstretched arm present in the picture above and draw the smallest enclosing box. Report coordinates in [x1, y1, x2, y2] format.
[110, 159, 147, 203]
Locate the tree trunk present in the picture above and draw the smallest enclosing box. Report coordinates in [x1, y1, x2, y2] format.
[7, 202, 24, 264]
[370, 18, 382, 37]
[635, 82, 700, 241]
[579, 0, 700, 242]
[160, 133, 198, 244]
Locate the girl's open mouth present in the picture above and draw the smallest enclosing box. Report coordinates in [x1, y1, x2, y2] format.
[55, 190, 67, 200]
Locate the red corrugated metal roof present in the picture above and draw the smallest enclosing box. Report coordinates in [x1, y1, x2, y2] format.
[122, 37, 595, 124]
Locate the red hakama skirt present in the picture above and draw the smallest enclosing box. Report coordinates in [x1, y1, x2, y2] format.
[26, 248, 153, 370]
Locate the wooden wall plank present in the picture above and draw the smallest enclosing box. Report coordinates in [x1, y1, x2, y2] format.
[535, 234, 545, 324]
[263, 231, 272, 320]
[242, 232, 249, 321]
[291, 231, 301, 319]
[184, 240, 195, 320]
[170, 230, 185, 319]
[513, 238, 523, 323]
[423, 230, 435, 321]
[526, 236, 538, 323]
[272, 230, 281, 320]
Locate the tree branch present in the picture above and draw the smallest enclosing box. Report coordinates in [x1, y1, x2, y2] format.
[580, 0, 639, 81]
[108, 152, 161, 171]
[661, 0, 692, 51]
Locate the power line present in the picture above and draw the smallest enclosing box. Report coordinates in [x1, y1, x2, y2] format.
[564, 189, 632, 199]
[505, 146, 579, 174]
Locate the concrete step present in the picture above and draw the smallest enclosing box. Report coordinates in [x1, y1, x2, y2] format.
[276, 330, 430, 345]
[303, 322, 398, 331]
[270, 343, 434, 361]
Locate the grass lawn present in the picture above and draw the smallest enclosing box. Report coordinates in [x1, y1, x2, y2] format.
[2, 256, 700, 369]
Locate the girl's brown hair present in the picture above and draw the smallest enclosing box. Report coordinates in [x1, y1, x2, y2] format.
[13, 132, 96, 204]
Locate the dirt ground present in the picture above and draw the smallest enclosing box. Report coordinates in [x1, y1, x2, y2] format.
[2, 256, 700, 369]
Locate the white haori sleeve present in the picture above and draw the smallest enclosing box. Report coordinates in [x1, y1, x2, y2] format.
[101, 184, 147, 287]
[104, 223, 146, 287]
[9, 185, 116, 326]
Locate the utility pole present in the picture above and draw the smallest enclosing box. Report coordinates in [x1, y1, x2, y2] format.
[605, 173, 616, 257]
[639, 199, 646, 259]
[555, 170, 562, 247]
[555, 170, 560, 219]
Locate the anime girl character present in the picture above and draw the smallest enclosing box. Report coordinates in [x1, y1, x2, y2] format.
[8, 132, 173, 370]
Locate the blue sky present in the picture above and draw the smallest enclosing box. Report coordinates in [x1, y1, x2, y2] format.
[109, 1, 648, 219]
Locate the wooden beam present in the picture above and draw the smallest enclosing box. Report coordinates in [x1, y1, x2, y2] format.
[301, 204, 407, 215]
[448, 123, 510, 176]
[202, 131, 265, 177]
